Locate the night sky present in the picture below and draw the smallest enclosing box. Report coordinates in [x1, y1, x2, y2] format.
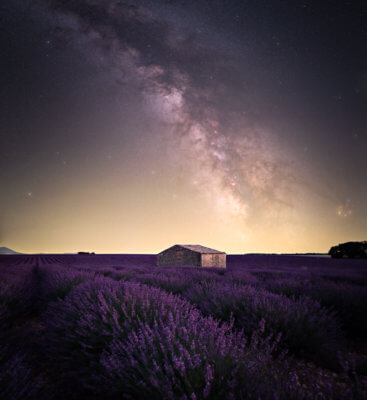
[1, 0, 366, 254]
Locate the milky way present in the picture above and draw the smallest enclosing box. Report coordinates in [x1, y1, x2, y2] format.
[1, 0, 365, 253]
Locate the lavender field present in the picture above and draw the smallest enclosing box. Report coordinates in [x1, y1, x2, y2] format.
[1, 254, 367, 399]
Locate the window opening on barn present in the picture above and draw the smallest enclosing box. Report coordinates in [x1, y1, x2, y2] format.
[176, 250, 183, 261]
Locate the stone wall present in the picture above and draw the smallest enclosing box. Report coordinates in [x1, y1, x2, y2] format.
[201, 253, 226, 268]
[157, 245, 201, 266]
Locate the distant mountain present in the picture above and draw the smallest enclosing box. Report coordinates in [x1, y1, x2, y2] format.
[0, 246, 21, 255]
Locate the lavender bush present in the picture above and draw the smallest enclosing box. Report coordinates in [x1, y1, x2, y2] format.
[264, 277, 367, 336]
[187, 282, 343, 367]
[0, 267, 34, 329]
[0, 346, 43, 400]
[44, 278, 298, 399]
[136, 269, 208, 295]
[37, 265, 96, 303]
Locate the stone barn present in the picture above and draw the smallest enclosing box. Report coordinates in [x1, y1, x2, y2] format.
[157, 245, 226, 268]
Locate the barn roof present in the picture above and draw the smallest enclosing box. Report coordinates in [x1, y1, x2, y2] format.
[159, 244, 225, 254]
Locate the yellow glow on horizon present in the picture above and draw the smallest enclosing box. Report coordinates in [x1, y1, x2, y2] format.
[3, 172, 364, 255]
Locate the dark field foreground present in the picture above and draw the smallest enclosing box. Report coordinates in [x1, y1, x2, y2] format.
[1, 254, 367, 399]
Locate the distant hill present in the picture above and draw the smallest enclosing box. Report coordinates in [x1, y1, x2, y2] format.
[0, 246, 21, 255]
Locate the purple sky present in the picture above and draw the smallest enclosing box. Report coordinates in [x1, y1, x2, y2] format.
[0, 0, 366, 253]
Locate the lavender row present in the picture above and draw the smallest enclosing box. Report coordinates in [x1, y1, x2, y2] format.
[261, 276, 367, 336]
[133, 270, 342, 368]
[0, 266, 36, 330]
[43, 277, 295, 399]
[130, 264, 367, 339]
